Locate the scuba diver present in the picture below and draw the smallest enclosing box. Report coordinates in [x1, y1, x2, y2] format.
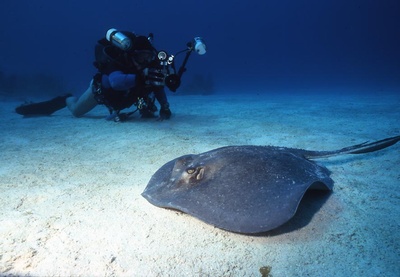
[15, 28, 206, 122]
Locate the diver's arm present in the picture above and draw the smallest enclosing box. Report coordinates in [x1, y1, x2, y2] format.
[154, 87, 169, 108]
[154, 87, 171, 119]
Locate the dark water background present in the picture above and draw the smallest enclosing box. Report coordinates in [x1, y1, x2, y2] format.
[1, 0, 399, 97]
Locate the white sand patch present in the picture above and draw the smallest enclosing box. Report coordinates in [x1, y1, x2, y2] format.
[1, 90, 399, 276]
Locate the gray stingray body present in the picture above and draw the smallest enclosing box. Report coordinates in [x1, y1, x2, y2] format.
[142, 136, 400, 234]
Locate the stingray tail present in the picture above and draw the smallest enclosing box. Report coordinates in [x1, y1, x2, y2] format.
[305, 135, 400, 159]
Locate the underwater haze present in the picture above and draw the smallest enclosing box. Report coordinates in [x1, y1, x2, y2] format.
[2, 1, 400, 276]
[1, 0, 400, 95]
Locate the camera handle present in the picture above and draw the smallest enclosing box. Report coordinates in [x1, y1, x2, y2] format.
[164, 44, 193, 92]
[166, 38, 205, 92]
[177, 48, 193, 78]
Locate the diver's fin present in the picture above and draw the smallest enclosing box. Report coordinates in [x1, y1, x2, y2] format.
[305, 135, 400, 159]
[15, 94, 72, 116]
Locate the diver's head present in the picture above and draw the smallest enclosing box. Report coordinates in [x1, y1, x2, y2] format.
[132, 50, 155, 67]
[130, 36, 156, 68]
[106, 28, 155, 68]
[106, 28, 154, 51]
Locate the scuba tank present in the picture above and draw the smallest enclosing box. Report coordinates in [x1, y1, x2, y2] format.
[106, 28, 132, 51]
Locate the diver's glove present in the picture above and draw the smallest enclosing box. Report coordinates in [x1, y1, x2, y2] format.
[159, 103, 171, 120]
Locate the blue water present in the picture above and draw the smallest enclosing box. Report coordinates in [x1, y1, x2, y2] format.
[1, 0, 399, 96]
[1, 2, 400, 275]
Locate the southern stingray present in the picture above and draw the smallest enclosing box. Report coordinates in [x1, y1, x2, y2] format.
[142, 136, 400, 234]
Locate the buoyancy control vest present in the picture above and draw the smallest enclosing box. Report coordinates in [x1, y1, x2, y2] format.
[91, 32, 163, 115]
[92, 35, 143, 113]
[93, 38, 138, 75]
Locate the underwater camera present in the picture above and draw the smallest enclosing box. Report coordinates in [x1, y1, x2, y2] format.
[105, 28, 207, 92]
[143, 49, 181, 91]
[160, 37, 207, 91]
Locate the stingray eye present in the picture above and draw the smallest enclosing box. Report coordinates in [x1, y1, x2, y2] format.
[186, 168, 196, 174]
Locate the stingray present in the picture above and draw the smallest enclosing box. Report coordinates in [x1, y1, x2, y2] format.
[142, 136, 400, 234]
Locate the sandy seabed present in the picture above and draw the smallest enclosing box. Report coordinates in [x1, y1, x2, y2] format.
[1, 90, 399, 276]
